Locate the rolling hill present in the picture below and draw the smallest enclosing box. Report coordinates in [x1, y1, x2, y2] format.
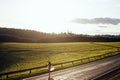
[0, 27, 120, 42]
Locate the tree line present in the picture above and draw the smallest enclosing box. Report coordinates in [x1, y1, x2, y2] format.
[0, 27, 120, 43]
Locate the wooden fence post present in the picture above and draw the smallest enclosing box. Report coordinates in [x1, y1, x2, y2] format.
[87, 57, 90, 61]
[61, 64, 63, 68]
[6, 74, 8, 79]
[94, 56, 97, 60]
[81, 59, 83, 63]
[72, 61, 74, 65]
[29, 69, 31, 75]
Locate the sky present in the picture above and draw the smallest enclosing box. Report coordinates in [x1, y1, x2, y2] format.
[0, 0, 120, 35]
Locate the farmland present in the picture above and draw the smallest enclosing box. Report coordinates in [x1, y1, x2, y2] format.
[0, 42, 120, 74]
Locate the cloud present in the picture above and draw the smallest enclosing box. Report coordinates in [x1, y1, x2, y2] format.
[98, 26, 108, 28]
[72, 18, 120, 25]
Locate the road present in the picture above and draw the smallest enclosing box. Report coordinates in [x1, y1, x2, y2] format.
[23, 54, 120, 80]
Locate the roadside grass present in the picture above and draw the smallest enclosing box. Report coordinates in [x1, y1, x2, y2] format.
[108, 73, 120, 80]
[0, 42, 120, 79]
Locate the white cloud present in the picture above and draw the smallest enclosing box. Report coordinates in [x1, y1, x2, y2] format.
[72, 18, 120, 25]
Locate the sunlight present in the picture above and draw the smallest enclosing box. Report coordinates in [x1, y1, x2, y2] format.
[0, 0, 120, 35]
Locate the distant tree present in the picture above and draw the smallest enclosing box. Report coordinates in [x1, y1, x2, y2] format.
[0, 27, 120, 43]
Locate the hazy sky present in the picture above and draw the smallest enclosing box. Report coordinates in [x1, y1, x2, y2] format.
[0, 0, 120, 35]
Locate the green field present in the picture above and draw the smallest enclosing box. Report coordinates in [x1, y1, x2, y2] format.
[0, 42, 120, 74]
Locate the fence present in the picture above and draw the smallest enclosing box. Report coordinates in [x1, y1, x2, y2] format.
[0, 50, 120, 79]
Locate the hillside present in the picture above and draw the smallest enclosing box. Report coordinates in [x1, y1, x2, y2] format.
[0, 27, 120, 42]
[0, 28, 48, 42]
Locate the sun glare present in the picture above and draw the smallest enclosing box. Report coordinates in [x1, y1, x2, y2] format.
[0, 0, 120, 35]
